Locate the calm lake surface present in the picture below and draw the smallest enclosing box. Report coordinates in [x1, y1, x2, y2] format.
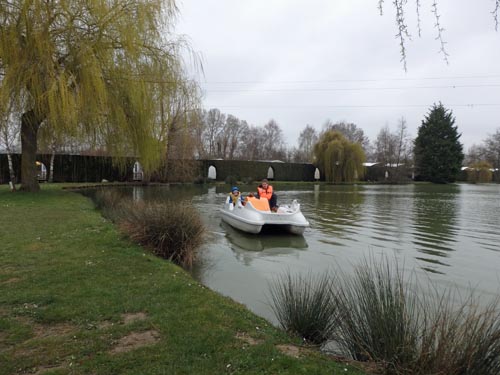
[129, 183, 500, 324]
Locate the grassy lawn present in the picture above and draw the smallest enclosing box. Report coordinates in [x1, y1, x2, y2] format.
[0, 185, 364, 375]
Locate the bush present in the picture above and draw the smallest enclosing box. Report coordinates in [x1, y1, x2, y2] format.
[92, 188, 129, 221]
[242, 176, 254, 185]
[415, 293, 500, 375]
[269, 258, 500, 374]
[89, 188, 205, 269]
[332, 258, 500, 374]
[119, 201, 205, 269]
[224, 175, 239, 185]
[331, 258, 421, 369]
[269, 272, 337, 344]
[193, 175, 207, 184]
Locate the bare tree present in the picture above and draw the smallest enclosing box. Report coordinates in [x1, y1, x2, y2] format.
[239, 125, 265, 161]
[323, 121, 370, 154]
[375, 124, 398, 166]
[262, 119, 286, 160]
[374, 118, 413, 181]
[394, 117, 413, 179]
[296, 124, 318, 162]
[464, 144, 487, 166]
[205, 109, 226, 158]
[217, 114, 242, 159]
[0, 106, 20, 189]
[483, 129, 500, 182]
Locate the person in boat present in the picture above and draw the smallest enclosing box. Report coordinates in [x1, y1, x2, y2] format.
[256, 178, 278, 212]
[228, 186, 245, 206]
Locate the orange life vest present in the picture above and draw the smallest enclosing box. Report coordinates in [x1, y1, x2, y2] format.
[257, 185, 273, 200]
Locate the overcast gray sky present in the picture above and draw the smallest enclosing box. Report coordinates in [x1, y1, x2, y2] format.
[176, 0, 500, 152]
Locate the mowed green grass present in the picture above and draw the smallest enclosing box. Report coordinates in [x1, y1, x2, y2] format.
[0, 185, 363, 375]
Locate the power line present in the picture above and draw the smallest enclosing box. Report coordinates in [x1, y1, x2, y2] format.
[199, 74, 500, 85]
[203, 84, 500, 93]
[205, 103, 500, 109]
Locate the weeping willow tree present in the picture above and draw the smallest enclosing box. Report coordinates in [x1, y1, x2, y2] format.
[313, 130, 365, 183]
[466, 161, 493, 183]
[0, 0, 197, 191]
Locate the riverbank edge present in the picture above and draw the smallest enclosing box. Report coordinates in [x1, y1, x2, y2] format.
[0, 184, 365, 374]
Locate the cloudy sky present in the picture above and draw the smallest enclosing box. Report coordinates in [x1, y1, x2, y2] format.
[176, 0, 500, 152]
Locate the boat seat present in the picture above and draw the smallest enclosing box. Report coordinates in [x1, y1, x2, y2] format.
[246, 196, 270, 211]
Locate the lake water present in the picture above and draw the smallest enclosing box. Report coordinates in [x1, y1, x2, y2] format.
[130, 183, 500, 324]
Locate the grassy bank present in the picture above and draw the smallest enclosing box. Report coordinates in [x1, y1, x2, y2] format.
[0, 185, 363, 375]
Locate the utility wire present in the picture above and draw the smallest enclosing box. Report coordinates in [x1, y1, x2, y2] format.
[199, 74, 500, 85]
[205, 103, 500, 109]
[204, 84, 500, 93]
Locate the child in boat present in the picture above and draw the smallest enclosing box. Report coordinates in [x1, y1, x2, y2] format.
[228, 186, 245, 206]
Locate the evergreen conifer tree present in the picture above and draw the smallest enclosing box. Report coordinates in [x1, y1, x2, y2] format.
[414, 103, 464, 183]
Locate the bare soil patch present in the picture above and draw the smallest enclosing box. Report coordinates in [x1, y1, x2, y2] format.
[32, 323, 76, 339]
[1, 277, 21, 285]
[25, 242, 44, 251]
[98, 320, 115, 329]
[121, 312, 148, 324]
[327, 355, 384, 374]
[276, 344, 301, 358]
[110, 330, 160, 354]
[33, 364, 67, 374]
[235, 332, 263, 346]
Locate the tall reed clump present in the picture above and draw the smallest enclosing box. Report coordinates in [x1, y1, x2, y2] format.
[269, 258, 500, 374]
[332, 258, 422, 372]
[415, 293, 500, 375]
[119, 201, 205, 269]
[333, 259, 500, 374]
[92, 188, 129, 221]
[91, 189, 205, 269]
[269, 272, 337, 344]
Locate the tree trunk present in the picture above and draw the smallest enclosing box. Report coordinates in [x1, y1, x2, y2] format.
[49, 151, 55, 183]
[20, 110, 42, 192]
[7, 153, 16, 191]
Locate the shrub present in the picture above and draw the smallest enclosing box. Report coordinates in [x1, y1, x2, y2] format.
[193, 175, 207, 184]
[331, 259, 500, 374]
[269, 272, 337, 344]
[415, 292, 500, 375]
[331, 258, 421, 370]
[88, 188, 205, 269]
[224, 175, 239, 185]
[269, 259, 500, 375]
[242, 176, 254, 185]
[92, 188, 129, 221]
[119, 201, 205, 269]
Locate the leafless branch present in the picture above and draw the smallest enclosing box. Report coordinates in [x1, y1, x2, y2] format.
[431, 0, 449, 64]
[493, 0, 500, 31]
[393, 0, 411, 71]
[378, 0, 384, 16]
[415, 0, 422, 37]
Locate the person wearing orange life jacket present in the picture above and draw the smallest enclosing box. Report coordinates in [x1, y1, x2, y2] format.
[256, 178, 278, 212]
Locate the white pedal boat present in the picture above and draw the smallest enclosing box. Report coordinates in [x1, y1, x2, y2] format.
[220, 196, 309, 235]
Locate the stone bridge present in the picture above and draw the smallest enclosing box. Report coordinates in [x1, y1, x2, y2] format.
[198, 159, 317, 182]
[0, 154, 320, 183]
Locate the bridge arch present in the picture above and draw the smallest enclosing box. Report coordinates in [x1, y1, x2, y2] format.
[267, 166, 275, 180]
[314, 168, 321, 180]
[207, 165, 217, 180]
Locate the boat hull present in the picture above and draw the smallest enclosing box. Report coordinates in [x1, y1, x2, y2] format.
[220, 198, 309, 235]
[220, 210, 263, 234]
